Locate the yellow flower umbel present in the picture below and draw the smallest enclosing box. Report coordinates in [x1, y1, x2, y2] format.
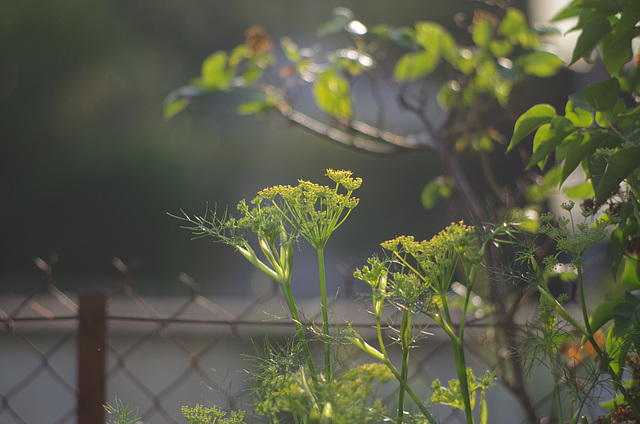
[353, 222, 481, 424]
[256, 169, 362, 380]
[173, 169, 362, 383]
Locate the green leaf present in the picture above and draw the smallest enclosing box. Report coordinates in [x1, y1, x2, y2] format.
[437, 81, 460, 110]
[552, 6, 582, 22]
[527, 116, 575, 170]
[489, 39, 513, 57]
[595, 144, 640, 207]
[564, 100, 593, 127]
[611, 225, 625, 276]
[394, 50, 439, 81]
[163, 86, 204, 120]
[472, 18, 493, 49]
[559, 131, 605, 185]
[571, 16, 611, 65]
[238, 99, 270, 115]
[621, 254, 640, 288]
[599, 393, 626, 411]
[599, 32, 633, 76]
[520, 51, 565, 78]
[385, 26, 417, 49]
[313, 68, 352, 118]
[578, 0, 619, 14]
[498, 8, 536, 47]
[414, 22, 455, 56]
[605, 324, 627, 377]
[611, 220, 638, 276]
[508, 104, 557, 152]
[582, 77, 620, 111]
[568, 90, 592, 111]
[164, 97, 190, 121]
[317, 7, 353, 37]
[421, 176, 454, 210]
[281, 37, 301, 62]
[563, 181, 594, 199]
[585, 298, 624, 341]
[600, 3, 640, 75]
[197, 51, 233, 90]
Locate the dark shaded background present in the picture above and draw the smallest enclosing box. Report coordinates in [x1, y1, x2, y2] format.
[3, 0, 566, 296]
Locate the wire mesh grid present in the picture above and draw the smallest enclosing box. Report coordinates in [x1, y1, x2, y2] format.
[1, 258, 563, 424]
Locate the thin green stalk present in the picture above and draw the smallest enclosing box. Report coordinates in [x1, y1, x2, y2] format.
[382, 358, 437, 424]
[347, 327, 436, 422]
[545, 336, 564, 424]
[441, 293, 474, 424]
[316, 247, 331, 380]
[396, 309, 411, 424]
[281, 281, 318, 380]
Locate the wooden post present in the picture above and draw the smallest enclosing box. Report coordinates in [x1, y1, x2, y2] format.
[77, 289, 108, 424]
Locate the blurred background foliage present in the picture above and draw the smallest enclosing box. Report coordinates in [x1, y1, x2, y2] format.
[1, 0, 569, 295]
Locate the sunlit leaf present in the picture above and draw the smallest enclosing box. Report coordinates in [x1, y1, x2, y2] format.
[498, 8, 536, 47]
[164, 97, 190, 120]
[394, 50, 439, 81]
[520, 51, 565, 77]
[198, 51, 233, 90]
[508, 104, 557, 152]
[280, 37, 301, 62]
[313, 68, 352, 118]
[472, 19, 493, 48]
[562, 181, 594, 199]
[587, 298, 623, 337]
[421, 176, 454, 210]
[238, 98, 271, 115]
[414, 22, 455, 57]
[605, 324, 627, 376]
[163, 86, 204, 120]
[528, 117, 575, 170]
[437, 81, 460, 110]
[564, 100, 593, 127]
[489, 39, 513, 57]
[621, 254, 640, 288]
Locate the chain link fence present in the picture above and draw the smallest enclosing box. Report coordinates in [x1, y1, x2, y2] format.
[1, 259, 572, 424]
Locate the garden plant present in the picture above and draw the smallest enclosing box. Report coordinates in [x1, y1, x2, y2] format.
[112, 0, 640, 423]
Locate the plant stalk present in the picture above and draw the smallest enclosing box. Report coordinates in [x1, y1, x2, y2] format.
[316, 247, 331, 380]
[442, 293, 474, 424]
[281, 281, 318, 380]
[396, 309, 411, 424]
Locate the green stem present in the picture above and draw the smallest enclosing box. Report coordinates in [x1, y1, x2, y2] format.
[546, 335, 564, 424]
[382, 358, 437, 424]
[281, 281, 318, 380]
[396, 309, 411, 424]
[441, 294, 474, 424]
[353, 315, 436, 424]
[317, 247, 331, 380]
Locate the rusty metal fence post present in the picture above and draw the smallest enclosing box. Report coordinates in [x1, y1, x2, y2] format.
[77, 289, 108, 424]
